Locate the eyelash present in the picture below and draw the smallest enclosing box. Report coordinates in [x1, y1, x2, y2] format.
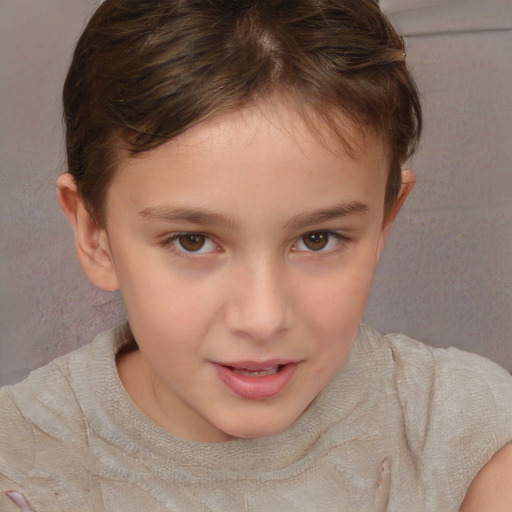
[292, 230, 351, 254]
[159, 232, 220, 258]
[159, 230, 351, 258]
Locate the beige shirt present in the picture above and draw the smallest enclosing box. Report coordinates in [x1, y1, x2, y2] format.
[1, 323, 512, 511]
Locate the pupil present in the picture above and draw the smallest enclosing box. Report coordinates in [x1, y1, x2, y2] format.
[304, 232, 328, 251]
[179, 234, 205, 252]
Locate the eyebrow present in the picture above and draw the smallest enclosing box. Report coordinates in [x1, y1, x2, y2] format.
[138, 206, 240, 229]
[138, 201, 369, 230]
[284, 201, 369, 229]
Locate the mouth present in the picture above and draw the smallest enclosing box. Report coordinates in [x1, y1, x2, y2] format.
[211, 360, 298, 400]
[230, 365, 283, 377]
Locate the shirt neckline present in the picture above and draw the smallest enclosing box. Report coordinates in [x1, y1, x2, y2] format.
[78, 322, 375, 477]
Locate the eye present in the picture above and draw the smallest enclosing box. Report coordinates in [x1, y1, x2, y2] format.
[165, 233, 219, 254]
[293, 231, 345, 253]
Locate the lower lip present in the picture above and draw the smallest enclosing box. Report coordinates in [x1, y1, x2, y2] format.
[212, 362, 298, 400]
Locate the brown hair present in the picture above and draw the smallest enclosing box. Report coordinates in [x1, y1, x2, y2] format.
[63, 0, 421, 224]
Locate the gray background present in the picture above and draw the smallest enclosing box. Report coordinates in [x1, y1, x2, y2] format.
[1, 0, 511, 385]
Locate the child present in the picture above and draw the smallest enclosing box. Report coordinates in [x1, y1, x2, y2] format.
[1, 0, 511, 510]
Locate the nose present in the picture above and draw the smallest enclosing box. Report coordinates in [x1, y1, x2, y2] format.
[224, 258, 292, 343]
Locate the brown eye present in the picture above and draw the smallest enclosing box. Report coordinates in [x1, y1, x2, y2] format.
[302, 232, 329, 251]
[178, 234, 206, 252]
[165, 232, 219, 255]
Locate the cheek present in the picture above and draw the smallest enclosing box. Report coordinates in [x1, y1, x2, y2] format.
[299, 248, 378, 356]
[123, 276, 217, 380]
[113, 254, 221, 346]
[303, 250, 377, 318]
[127, 277, 217, 338]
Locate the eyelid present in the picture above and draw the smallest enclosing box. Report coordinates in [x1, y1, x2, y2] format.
[292, 230, 351, 254]
[159, 231, 222, 256]
[158, 229, 350, 259]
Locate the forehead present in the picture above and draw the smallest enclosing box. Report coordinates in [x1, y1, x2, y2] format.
[171, 97, 385, 162]
[106, 100, 389, 221]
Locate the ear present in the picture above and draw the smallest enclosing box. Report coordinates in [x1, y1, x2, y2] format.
[376, 169, 416, 261]
[57, 173, 120, 292]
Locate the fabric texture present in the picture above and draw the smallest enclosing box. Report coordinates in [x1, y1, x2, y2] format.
[1, 323, 512, 511]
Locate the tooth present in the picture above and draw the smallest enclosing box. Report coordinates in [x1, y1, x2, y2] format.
[232, 366, 280, 377]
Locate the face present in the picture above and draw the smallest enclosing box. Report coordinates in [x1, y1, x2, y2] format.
[102, 101, 391, 442]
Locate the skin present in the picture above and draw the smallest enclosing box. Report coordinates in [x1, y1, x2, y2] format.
[460, 444, 512, 511]
[57, 99, 414, 443]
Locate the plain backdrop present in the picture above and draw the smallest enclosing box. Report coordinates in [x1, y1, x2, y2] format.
[0, 0, 511, 385]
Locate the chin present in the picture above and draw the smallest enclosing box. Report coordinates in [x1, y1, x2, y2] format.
[221, 411, 300, 440]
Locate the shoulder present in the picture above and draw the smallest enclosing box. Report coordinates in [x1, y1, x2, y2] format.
[386, 331, 512, 428]
[360, 325, 512, 403]
[378, 329, 512, 504]
[384, 330, 512, 404]
[0, 344, 91, 467]
[0, 329, 120, 489]
[1, 337, 99, 417]
[0, 354, 80, 502]
[0, 323, 127, 433]
[373, 328, 512, 405]
[0, 325, 133, 508]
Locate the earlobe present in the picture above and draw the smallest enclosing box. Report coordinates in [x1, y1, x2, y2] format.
[57, 173, 120, 292]
[376, 169, 416, 262]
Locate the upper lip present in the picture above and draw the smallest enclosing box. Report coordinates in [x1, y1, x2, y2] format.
[213, 359, 298, 371]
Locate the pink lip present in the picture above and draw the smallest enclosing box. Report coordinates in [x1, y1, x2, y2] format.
[211, 360, 298, 400]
